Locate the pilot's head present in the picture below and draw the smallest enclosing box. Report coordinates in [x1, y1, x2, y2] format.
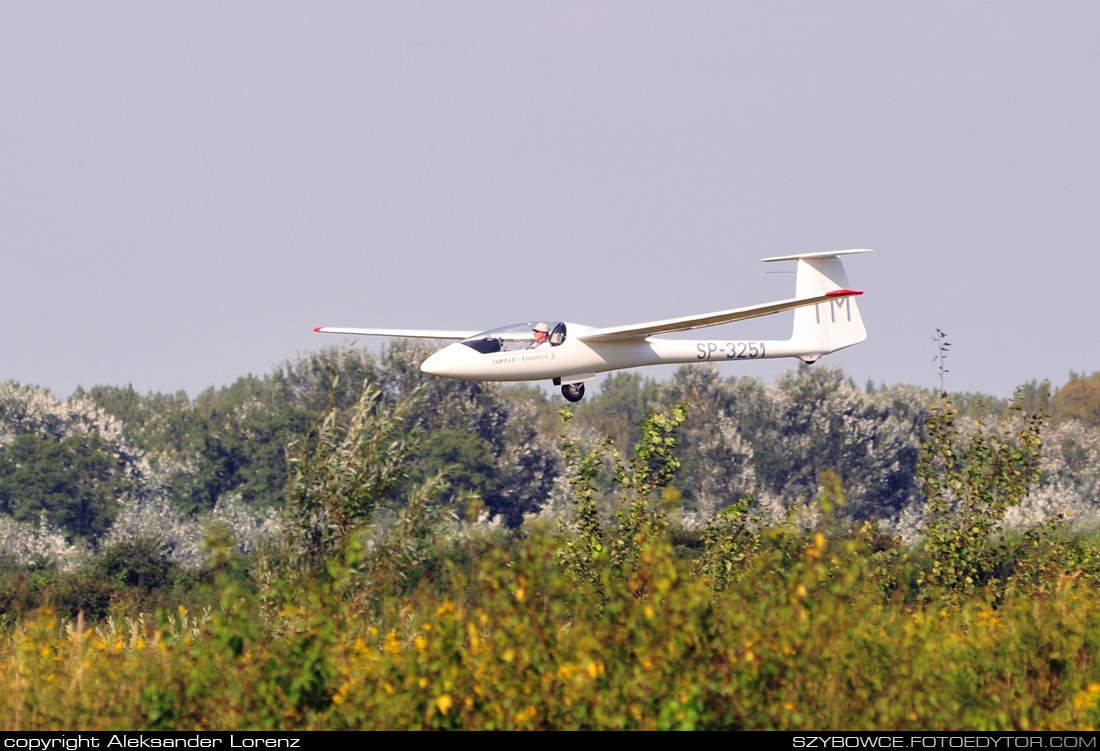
[533, 322, 549, 342]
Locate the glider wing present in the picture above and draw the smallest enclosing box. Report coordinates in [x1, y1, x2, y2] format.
[575, 290, 862, 343]
[313, 327, 477, 340]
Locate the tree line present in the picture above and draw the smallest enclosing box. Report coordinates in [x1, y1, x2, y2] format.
[1, 343, 1099, 578]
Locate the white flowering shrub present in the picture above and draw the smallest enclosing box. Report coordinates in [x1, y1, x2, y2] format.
[652, 367, 926, 532]
[1005, 419, 1100, 530]
[660, 368, 759, 519]
[103, 493, 284, 570]
[0, 383, 147, 470]
[0, 513, 82, 571]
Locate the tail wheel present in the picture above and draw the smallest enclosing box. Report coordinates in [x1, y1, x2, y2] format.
[561, 383, 585, 402]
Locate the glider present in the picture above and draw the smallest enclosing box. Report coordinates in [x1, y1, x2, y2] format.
[315, 249, 872, 401]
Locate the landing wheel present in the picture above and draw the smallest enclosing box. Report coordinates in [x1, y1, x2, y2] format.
[561, 383, 585, 402]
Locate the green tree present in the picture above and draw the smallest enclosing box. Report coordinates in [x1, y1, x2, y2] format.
[572, 372, 661, 451]
[917, 393, 1044, 601]
[557, 402, 688, 601]
[656, 366, 925, 524]
[283, 381, 450, 585]
[0, 433, 135, 542]
[421, 429, 502, 521]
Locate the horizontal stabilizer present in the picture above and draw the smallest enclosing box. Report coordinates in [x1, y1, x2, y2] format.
[761, 248, 874, 263]
[314, 327, 476, 340]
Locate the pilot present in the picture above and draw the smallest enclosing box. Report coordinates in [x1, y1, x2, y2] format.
[529, 322, 552, 349]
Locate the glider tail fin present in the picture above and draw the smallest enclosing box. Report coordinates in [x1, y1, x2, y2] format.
[762, 249, 872, 362]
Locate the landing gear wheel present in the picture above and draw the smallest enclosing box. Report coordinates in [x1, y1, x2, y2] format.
[561, 383, 585, 402]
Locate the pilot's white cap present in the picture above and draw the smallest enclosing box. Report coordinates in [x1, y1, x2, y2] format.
[533, 322, 550, 333]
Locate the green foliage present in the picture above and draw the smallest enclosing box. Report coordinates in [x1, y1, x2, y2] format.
[655, 366, 925, 523]
[15, 341, 1100, 729]
[557, 402, 687, 601]
[0, 541, 199, 622]
[284, 380, 436, 573]
[74, 384, 197, 459]
[569, 372, 661, 451]
[12, 519, 1100, 730]
[694, 496, 761, 595]
[9, 381, 1100, 730]
[998, 515, 1094, 593]
[917, 393, 1045, 601]
[78, 346, 559, 525]
[422, 429, 499, 504]
[0, 432, 134, 542]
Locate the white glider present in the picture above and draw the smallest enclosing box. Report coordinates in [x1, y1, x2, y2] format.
[315, 249, 872, 401]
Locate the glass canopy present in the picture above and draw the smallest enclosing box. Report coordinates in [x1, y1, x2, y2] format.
[461, 322, 566, 354]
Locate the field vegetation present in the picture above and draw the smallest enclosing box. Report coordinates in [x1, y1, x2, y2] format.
[4, 345, 1100, 729]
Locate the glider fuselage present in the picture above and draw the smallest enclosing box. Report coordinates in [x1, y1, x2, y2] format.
[419, 326, 813, 383]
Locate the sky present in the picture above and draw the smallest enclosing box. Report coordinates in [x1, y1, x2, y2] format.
[3, 2, 1099, 401]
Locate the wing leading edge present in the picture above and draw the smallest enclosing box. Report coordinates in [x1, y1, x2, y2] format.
[575, 290, 862, 343]
[313, 327, 477, 340]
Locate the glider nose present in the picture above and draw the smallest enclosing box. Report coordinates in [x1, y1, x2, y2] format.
[420, 342, 479, 379]
[420, 349, 446, 376]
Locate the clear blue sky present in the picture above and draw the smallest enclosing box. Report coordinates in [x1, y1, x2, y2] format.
[3, 2, 1098, 399]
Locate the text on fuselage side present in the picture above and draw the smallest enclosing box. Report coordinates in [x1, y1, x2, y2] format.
[491, 352, 556, 366]
[696, 341, 766, 360]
